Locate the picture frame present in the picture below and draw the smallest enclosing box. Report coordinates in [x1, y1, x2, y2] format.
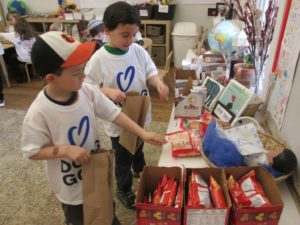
[216, 2, 233, 19]
[202, 77, 224, 112]
[212, 79, 253, 124]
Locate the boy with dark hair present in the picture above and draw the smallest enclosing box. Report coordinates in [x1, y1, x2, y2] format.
[21, 31, 166, 225]
[84, 1, 169, 209]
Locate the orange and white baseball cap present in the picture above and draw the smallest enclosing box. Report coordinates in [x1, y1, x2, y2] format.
[31, 31, 96, 77]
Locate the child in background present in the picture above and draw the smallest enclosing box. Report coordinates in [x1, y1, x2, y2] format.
[0, 18, 36, 82]
[77, 20, 92, 42]
[5, 11, 20, 32]
[49, 22, 64, 32]
[87, 19, 105, 50]
[21, 31, 166, 225]
[84, 1, 169, 209]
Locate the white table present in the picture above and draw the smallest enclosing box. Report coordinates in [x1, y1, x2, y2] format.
[158, 106, 300, 225]
[158, 106, 208, 168]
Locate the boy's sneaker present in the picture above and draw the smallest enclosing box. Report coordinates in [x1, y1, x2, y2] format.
[0, 100, 5, 107]
[116, 188, 136, 210]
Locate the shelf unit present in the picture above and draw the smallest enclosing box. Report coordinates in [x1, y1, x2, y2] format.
[26, 17, 79, 35]
[140, 20, 172, 66]
[25, 18, 172, 66]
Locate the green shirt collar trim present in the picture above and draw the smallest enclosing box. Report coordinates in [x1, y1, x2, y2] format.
[104, 45, 128, 55]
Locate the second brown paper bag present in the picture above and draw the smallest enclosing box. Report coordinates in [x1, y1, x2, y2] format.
[82, 150, 114, 225]
[119, 92, 150, 154]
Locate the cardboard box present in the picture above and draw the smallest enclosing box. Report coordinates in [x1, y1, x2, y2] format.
[136, 166, 184, 225]
[184, 168, 231, 225]
[174, 69, 204, 119]
[153, 5, 176, 20]
[224, 167, 284, 225]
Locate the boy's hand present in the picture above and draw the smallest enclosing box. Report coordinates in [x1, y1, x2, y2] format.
[141, 131, 167, 146]
[107, 88, 126, 103]
[157, 81, 169, 101]
[64, 146, 90, 164]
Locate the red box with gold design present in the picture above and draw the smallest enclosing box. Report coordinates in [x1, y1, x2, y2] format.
[136, 166, 184, 225]
[224, 166, 284, 225]
[184, 167, 231, 225]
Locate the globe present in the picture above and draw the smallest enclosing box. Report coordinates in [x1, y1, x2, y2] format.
[7, 0, 27, 16]
[208, 20, 241, 56]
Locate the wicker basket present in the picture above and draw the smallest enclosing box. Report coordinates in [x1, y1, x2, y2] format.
[201, 117, 293, 183]
[242, 95, 263, 117]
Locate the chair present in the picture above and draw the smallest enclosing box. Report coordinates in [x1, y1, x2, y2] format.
[24, 62, 33, 83]
[142, 37, 152, 56]
[157, 50, 173, 87]
[0, 55, 11, 88]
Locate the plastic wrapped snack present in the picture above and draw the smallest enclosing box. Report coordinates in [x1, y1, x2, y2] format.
[210, 175, 226, 208]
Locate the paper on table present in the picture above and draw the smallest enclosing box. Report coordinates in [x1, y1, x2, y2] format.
[223, 123, 266, 156]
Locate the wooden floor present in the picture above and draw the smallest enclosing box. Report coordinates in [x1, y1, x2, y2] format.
[2, 77, 173, 122]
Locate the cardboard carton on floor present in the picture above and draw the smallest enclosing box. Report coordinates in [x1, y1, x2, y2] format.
[136, 166, 184, 225]
[174, 69, 205, 119]
[184, 167, 231, 225]
[224, 167, 284, 225]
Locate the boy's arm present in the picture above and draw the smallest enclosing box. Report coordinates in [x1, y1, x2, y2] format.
[147, 75, 169, 101]
[100, 86, 126, 103]
[113, 112, 167, 146]
[29, 145, 90, 165]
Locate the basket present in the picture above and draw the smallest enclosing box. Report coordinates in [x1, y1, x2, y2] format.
[242, 95, 263, 117]
[201, 116, 293, 183]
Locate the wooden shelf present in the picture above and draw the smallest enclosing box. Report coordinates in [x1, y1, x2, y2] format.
[26, 17, 79, 34]
[141, 19, 172, 66]
[25, 17, 172, 66]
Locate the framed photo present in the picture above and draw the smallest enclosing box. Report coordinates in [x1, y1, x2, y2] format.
[216, 2, 233, 19]
[202, 77, 224, 112]
[212, 79, 253, 124]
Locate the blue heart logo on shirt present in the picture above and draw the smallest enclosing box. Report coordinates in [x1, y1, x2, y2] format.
[116, 66, 135, 92]
[68, 116, 90, 147]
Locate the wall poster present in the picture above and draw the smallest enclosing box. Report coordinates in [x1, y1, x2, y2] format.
[268, 0, 300, 129]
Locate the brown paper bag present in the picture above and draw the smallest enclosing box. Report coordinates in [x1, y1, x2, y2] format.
[119, 92, 150, 154]
[82, 150, 114, 225]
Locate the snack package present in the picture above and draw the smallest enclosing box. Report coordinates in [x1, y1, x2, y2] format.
[200, 111, 214, 136]
[238, 170, 272, 207]
[187, 176, 193, 207]
[160, 177, 177, 206]
[179, 118, 202, 130]
[166, 130, 201, 157]
[227, 175, 252, 207]
[152, 174, 168, 205]
[210, 175, 227, 208]
[174, 181, 183, 208]
[189, 170, 212, 208]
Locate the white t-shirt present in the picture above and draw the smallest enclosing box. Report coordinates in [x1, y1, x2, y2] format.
[0, 32, 35, 63]
[84, 43, 158, 137]
[21, 83, 121, 205]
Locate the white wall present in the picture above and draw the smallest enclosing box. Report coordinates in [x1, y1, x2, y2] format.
[280, 60, 300, 172]
[1, 0, 81, 15]
[0, 0, 214, 29]
[173, 4, 214, 32]
[258, 0, 287, 100]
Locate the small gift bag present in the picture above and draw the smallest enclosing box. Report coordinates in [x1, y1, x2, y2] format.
[82, 150, 114, 225]
[119, 92, 151, 154]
